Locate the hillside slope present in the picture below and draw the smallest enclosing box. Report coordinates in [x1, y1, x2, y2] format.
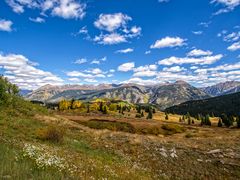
[165, 92, 240, 116]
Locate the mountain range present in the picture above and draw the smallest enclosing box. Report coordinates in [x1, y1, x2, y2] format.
[24, 80, 240, 110]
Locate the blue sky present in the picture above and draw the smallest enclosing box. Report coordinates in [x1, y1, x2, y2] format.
[0, 0, 240, 90]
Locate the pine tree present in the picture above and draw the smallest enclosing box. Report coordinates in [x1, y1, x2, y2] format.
[152, 108, 156, 113]
[99, 102, 103, 112]
[218, 118, 223, 127]
[165, 112, 169, 120]
[87, 104, 90, 113]
[179, 117, 182, 122]
[182, 115, 185, 122]
[102, 106, 108, 114]
[137, 105, 141, 114]
[205, 114, 211, 126]
[200, 116, 205, 126]
[236, 116, 240, 128]
[188, 116, 191, 125]
[221, 114, 231, 127]
[70, 98, 75, 109]
[147, 108, 153, 119]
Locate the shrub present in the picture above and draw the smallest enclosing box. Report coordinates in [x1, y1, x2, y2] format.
[218, 118, 223, 127]
[236, 116, 240, 128]
[185, 133, 194, 138]
[84, 119, 136, 133]
[36, 126, 64, 143]
[161, 124, 185, 134]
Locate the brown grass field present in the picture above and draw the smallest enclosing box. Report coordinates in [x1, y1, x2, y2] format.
[1, 108, 240, 179]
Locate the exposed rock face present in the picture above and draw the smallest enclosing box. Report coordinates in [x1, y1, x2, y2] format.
[149, 81, 210, 110]
[201, 81, 240, 96]
[25, 81, 210, 109]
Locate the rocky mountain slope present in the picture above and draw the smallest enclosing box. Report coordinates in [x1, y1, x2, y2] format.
[25, 81, 210, 109]
[149, 81, 210, 110]
[201, 81, 240, 96]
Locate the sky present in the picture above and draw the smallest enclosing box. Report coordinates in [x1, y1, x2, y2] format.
[0, 0, 240, 90]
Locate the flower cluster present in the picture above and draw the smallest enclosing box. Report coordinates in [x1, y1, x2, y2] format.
[22, 143, 68, 171]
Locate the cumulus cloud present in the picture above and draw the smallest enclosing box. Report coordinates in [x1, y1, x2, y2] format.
[93, 13, 141, 45]
[211, 0, 240, 15]
[94, 13, 131, 32]
[187, 49, 213, 57]
[192, 31, 203, 35]
[150, 36, 186, 49]
[0, 19, 13, 32]
[115, 48, 134, 54]
[163, 66, 186, 72]
[6, 0, 86, 19]
[0, 53, 64, 90]
[131, 64, 158, 77]
[118, 62, 135, 72]
[227, 41, 240, 51]
[94, 33, 126, 45]
[158, 54, 223, 66]
[122, 77, 157, 85]
[29, 17, 45, 23]
[66, 68, 115, 83]
[158, 0, 170, 3]
[74, 58, 87, 64]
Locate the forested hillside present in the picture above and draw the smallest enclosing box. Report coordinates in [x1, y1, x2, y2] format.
[165, 92, 240, 117]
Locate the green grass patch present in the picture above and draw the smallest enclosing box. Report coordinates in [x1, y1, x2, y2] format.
[0, 142, 71, 180]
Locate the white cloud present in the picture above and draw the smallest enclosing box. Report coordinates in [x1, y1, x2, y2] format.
[93, 13, 141, 45]
[150, 36, 186, 49]
[84, 78, 97, 83]
[227, 41, 240, 51]
[51, 0, 86, 19]
[66, 71, 93, 78]
[90, 60, 100, 64]
[68, 77, 80, 82]
[94, 33, 126, 45]
[74, 58, 87, 64]
[66, 68, 111, 81]
[163, 66, 186, 72]
[133, 70, 157, 77]
[199, 21, 211, 28]
[211, 0, 240, 15]
[116, 48, 134, 54]
[0, 53, 64, 90]
[118, 62, 135, 72]
[187, 49, 213, 57]
[222, 31, 240, 42]
[29, 17, 45, 23]
[0, 19, 13, 32]
[158, 0, 170, 2]
[6, 0, 86, 19]
[158, 54, 223, 66]
[132, 64, 158, 77]
[192, 31, 203, 35]
[94, 13, 131, 32]
[145, 50, 151, 54]
[134, 64, 157, 72]
[90, 57, 107, 64]
[122, 77, 157, 85]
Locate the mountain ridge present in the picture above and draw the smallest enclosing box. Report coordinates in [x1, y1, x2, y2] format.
[25, 81, 210, 110]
